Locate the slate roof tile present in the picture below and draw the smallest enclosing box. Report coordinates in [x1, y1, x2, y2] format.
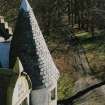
[10, 0, 60, 89]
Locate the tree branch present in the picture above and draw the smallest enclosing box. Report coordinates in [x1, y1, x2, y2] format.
[58, 80, 105, 105]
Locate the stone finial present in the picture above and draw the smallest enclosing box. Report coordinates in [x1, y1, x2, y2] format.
[13, 58, 24, 74]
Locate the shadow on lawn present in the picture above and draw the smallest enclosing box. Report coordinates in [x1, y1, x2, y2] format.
[77, 32, 105, 52]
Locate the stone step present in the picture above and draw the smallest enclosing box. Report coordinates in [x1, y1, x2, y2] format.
[4, 22, 8, 29]
[6, 27, 13, 35]
[0, 16, 4, 23]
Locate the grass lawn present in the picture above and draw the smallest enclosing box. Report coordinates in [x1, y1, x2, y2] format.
[76, 30, 105, 79]
[58, 72, 75, 100]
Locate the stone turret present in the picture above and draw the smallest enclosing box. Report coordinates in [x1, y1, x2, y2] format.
[9, 0, 60, 105]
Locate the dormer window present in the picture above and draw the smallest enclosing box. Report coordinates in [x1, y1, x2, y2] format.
[51, 88, 56, 100]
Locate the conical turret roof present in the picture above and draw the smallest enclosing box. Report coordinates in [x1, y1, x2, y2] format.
[10, 0, 59, 89]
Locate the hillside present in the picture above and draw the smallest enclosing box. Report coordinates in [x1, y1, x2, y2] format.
[76, 30, 105, 79]
[53, 30, 105, 103]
